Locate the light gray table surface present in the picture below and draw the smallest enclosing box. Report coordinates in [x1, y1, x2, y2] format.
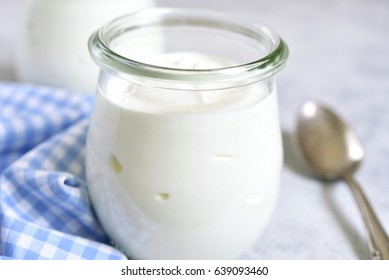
[1, 0, 388, 259]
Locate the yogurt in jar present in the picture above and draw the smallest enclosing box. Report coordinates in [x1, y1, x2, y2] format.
[86, 52, 282, 259]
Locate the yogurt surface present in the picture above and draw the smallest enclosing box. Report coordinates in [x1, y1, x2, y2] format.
[86, 52, 282, 259]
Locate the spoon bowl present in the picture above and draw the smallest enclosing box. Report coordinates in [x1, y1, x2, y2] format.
[296, 100, 389, 260]
[297, 101, 364, 179]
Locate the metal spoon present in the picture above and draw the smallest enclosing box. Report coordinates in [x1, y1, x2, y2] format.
[296, 100, 389, 260]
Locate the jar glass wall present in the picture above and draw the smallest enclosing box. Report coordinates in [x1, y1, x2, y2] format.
[87, 8, 288, 259]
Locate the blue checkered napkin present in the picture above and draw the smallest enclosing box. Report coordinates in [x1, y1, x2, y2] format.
[0, 82, 127, 259]
[0, 82, 92, 173]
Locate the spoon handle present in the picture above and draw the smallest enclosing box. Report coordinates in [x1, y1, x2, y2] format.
[343, 174, 389, 260]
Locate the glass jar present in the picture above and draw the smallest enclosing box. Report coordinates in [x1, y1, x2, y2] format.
[15, 0, 155, 93]
[87, 8, 288, 259]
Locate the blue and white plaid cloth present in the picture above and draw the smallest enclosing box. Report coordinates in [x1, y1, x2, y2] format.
[0, 82, 127, 259]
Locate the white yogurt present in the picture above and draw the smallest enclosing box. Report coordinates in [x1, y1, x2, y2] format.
[86, 53, 282, 259]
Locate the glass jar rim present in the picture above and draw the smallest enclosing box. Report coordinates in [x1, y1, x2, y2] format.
[88, 8, 289, 84]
